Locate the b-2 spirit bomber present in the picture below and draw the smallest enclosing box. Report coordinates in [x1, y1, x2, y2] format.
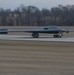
[8, 26, 70, 38]
[0, 26, 73, 38]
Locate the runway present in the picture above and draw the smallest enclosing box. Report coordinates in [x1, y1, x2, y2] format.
[0, 34, 74, 42]
[0, 34, 74, 75]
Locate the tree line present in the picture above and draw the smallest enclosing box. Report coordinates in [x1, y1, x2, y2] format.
[0, 4, 74, 26]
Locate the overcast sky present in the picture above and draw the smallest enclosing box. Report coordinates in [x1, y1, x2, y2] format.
[0, 0, 74, 10]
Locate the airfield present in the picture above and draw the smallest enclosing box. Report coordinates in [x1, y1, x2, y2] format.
[0, 26, 74, 75]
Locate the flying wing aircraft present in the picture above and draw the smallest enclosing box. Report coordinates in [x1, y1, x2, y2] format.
[0, 26, 72, 38]
[7, 26, 71, 38]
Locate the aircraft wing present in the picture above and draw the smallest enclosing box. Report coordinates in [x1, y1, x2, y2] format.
[8, 29, 52, 33]
[8, 29, 42, 33]
[61, 29, 74, 33]
[0, 29, 8, 34]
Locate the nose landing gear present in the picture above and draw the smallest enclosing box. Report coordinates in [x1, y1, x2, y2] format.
[53, 33, 63, 38]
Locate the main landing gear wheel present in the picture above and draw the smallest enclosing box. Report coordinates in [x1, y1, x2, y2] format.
[32, 33, 39, 38]
[53, 34, 63, 38]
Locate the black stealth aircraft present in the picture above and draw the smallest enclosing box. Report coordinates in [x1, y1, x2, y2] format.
[8, 26, 70, 38]
[0, 26, 73, 38]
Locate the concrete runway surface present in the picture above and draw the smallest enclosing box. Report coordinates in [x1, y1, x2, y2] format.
[0, 34, 74, 42]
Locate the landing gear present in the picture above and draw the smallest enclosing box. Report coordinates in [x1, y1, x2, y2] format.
[53, 33, 63, 38]
[32, 33, 39, 38]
